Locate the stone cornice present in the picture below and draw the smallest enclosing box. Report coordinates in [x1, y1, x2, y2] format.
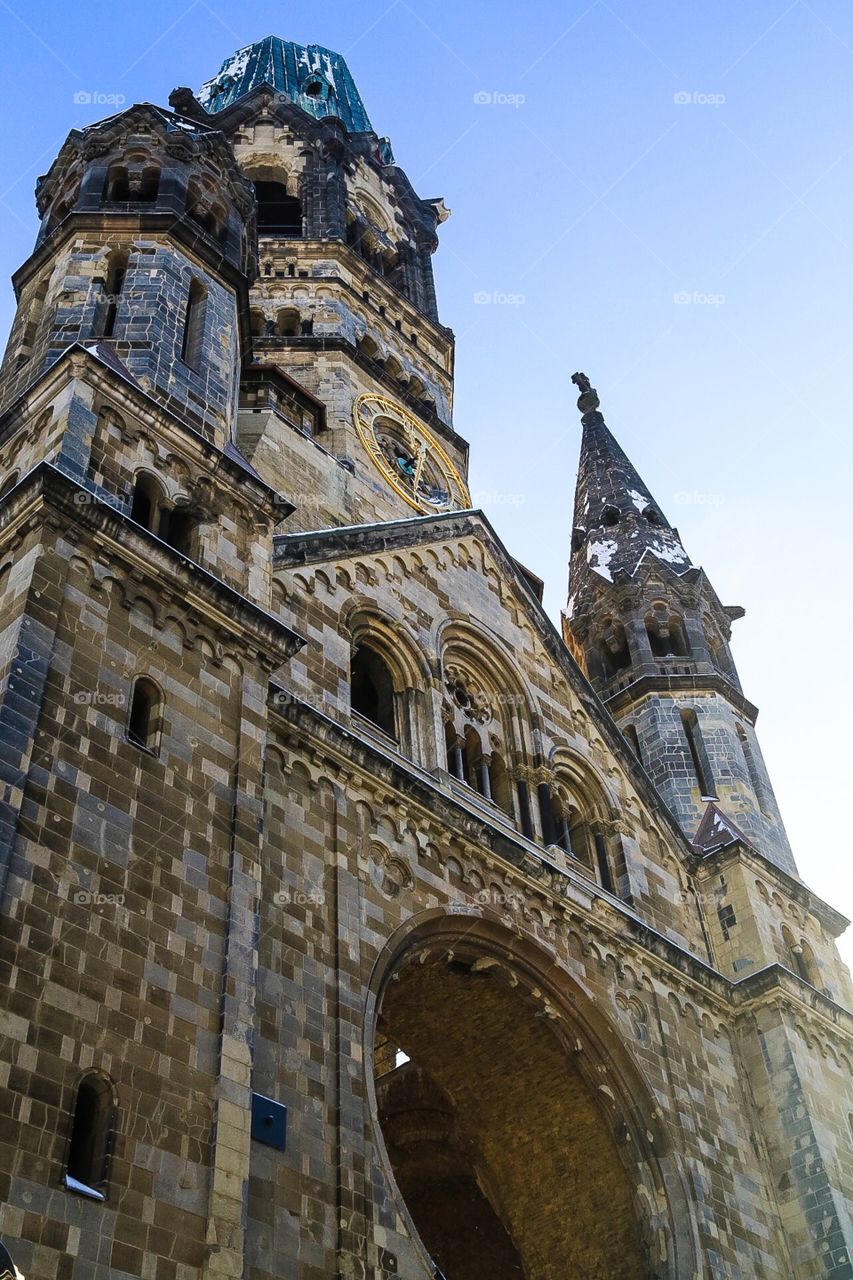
[692, 839, 850, 937]
[0, 346, 294, 522]
[13, 209, 253, 301]
[604, 670, 759, 722]
[252, 332, 460, 453]
[1, 462, 305, 668]
[732, 963, 853, 1037]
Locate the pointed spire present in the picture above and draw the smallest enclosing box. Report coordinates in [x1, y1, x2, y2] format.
[568, 373, 691, 591]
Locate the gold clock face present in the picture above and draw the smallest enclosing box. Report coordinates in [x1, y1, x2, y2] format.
[354, 394, 470, 514]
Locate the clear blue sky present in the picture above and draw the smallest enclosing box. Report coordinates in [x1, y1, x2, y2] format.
[1, 0, 851, 964]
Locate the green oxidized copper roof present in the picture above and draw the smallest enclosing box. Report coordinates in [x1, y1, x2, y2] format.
[198, 37, 374, 134]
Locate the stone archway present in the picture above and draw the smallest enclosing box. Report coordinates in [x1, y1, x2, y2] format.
[365, 913, 701, 1280]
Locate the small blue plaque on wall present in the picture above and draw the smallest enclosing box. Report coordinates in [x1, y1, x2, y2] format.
[250, 1093, 287, 1151]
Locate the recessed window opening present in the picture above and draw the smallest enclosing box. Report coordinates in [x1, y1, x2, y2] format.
[129, 472, 164, 532]
[254, 181, 302, 236]
[65, 1073, 116, 1200]
[351, 645, 396, 738]
[127, 676, 161, 752]
[595, 833, 615, 894]
[647, 613, 690, 658]
[737, 724, 769, 815]
[100, 250, 128, 339]
[681, 708, 715, 798]
[180, 279, 207, 371]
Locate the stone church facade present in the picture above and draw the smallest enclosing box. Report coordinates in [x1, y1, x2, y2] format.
[0, 35, 850, 1280]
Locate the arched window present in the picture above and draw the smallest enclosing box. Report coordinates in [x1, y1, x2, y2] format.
[680, 708, 715, 798]
[781, 926, 819, 986]
[384, 354, 403, 382]
[160, 506, 198, 558]
[126, 676, 162, 753]
[351, 646, 396, 739]
[104, 164, 159, 202]
[358, 334, 381, 361]
[462, 726, 484, 792]
[275, 307, 300, 337]
[445, 721, 464, 780]
[254, 181, 302, 236]
[64, 1072, 116, 1199]
[180, 279, 207, 371]
[100, 249, 128, 339]
[129, 472, 165, 532]
[646, 609, 690, 658]
[598, 618, 631, 678]
[488, 752, 514, 816]
[249, 307, 267, 337]
[601, 505, 620, 528]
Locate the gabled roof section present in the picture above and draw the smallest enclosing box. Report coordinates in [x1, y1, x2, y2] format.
[274, 507, 700, 861]
[692, 801, 750, 855]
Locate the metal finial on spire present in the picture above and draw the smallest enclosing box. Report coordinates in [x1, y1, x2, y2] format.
[571, 371, 600, 417]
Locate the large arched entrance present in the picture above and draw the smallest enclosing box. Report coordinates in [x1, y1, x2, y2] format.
[366, 913, 700, 1280]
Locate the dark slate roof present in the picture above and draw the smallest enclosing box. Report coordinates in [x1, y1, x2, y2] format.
[692, 801, 749, 855]
[223, 438, 265, 483]
[568, 392, 692, 594]
[198, 38, 374, 134]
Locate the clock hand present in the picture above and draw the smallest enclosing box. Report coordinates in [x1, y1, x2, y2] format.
[412, 442, 427, 492]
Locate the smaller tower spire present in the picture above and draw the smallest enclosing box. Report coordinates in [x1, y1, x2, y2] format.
[564, 373, 797, 876]
[568, 373, 690, 590]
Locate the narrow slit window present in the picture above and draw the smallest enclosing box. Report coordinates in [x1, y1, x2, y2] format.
[101, 250, 128, 339]
[65, 1073, 116, 1200]
[595, 833, 615, 894]
[680, 708, 715, 798]
[127, 676, 162, 752]
[737, 724, 769, 815]
[180, 279, 208, 371]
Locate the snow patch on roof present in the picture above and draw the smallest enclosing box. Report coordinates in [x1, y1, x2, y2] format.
[566, 593, 575, 618]
[649, 538, 688, 566]
[587, 538, 618, 582]
[628, 488, 647, 512]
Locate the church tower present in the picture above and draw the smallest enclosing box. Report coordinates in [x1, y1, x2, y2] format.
[170, 38, 468, 534]
[564, 373, 796, 875]
[0, 37, 850, 1280]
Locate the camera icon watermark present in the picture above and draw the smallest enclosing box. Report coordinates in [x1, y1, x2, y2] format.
[73, 891, 125, 906]
[73, 690, 126, 707]
[473, 290, 526, 307]
[475, 887, 525, 911]
[473, 90, 526, 108]
[673, 90, 725, 108]
[74, 90, 127, 107]
[674, 290, 726, 307]
[273, 887, 325, 907]
[673, 490, 727, 506]
[470, 489, 527, 508]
